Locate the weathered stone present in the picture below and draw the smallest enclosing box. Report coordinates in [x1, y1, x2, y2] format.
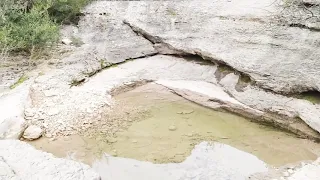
[47, 108, 60, 116]
[61, 38, 72, 45]
[0, 140, 100, 180]
[168, 125, 177, 131]
[107, 137, 118, 143]
[0, 117, 26, 139]
[24, 108, 36, 117]
[23, 125, 43, 140]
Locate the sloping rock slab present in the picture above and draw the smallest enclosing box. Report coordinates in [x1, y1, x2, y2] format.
[0, 140, 100, 180]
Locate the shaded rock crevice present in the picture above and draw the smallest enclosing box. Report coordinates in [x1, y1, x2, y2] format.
[123, 20, 256, 87]
[70, 52, 159, 87]
[123, 18, 320, 96]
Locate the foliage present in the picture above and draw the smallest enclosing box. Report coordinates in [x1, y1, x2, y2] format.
[0, 0, 92, 54]
[48, 0, 92, 24]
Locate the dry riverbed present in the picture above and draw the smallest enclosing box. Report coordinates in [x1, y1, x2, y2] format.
[28, 83, 320, 167]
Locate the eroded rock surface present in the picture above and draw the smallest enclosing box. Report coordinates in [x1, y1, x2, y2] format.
[0, 83, 30, 139]
[27, 55, 217, 137]
[0, 140, 100, 180]
[105, 0, 320, 94]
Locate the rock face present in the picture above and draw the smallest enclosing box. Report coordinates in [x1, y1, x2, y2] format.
[23, 125, 43, 140]
[0, 140, 100, 180]
[93, 142, 268, 180]
[113, 0, 320, 94]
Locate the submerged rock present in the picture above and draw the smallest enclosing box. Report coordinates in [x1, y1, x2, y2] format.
[168, 125, 177, 131]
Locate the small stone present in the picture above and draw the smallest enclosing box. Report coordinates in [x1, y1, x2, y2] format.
[47, 108, 60, 116]
[25, 116, 33, 120]
[187, 133, 193, 137]
[86, 108, 93, 113]
[110, 150, 118, 156]
[288, 169, 294, 174]
[61, 38, 72, 45]
[132, 140, 138, 143]
[168, 125, 177, 131]
[220, 137, 229, 139]
[283, 172, 289, 177]
[25, 108, 35, 117]
[23, 125, 43, 140]
[183, 110, 194, 114]
[45, 133, 52, 138]
[77, 152, 86, 157]
[44, 89, 58, 97]
[49, 138, 56, 141]
[177, 110, 194, 114]
[107, 137, 118, 143]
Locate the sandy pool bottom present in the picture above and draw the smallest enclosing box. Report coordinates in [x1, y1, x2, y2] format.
[29, 83, 320, 167]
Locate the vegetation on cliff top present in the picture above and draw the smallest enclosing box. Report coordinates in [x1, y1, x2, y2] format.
[0, 0, 91, 54]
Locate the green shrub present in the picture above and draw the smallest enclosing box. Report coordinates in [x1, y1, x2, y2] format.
[48, 0, 92, 24]
[0, 0, 92, 54]
[0, 0, 59, 53]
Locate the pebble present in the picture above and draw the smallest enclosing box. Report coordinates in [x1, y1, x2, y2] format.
[25, 108, 36, 117]
[168, 125, 177, 131]
[177, 110, 194, 114]
[283, 172, 289, 177]
[176, 152, 185, 155]
[44, 89, 58, 97]
[187, 133, 193, 137]
[61, 38, 72, 45]
[47, 108, 60, 116]
[111, 150, 118, 156]
[288, 169, 294, 174]
[107, 138, 118, 143]
[132, 140, 138, 143]
[86, 108, 93, 113]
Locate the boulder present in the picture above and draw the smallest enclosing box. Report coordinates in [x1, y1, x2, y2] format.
[0, 83, 29, 139]
[23, 125, 43, 140]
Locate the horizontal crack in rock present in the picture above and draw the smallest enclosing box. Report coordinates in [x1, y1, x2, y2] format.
[123, 20, 255, 86]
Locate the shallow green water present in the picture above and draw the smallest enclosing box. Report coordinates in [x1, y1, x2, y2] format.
[29, 84, 320, 167]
